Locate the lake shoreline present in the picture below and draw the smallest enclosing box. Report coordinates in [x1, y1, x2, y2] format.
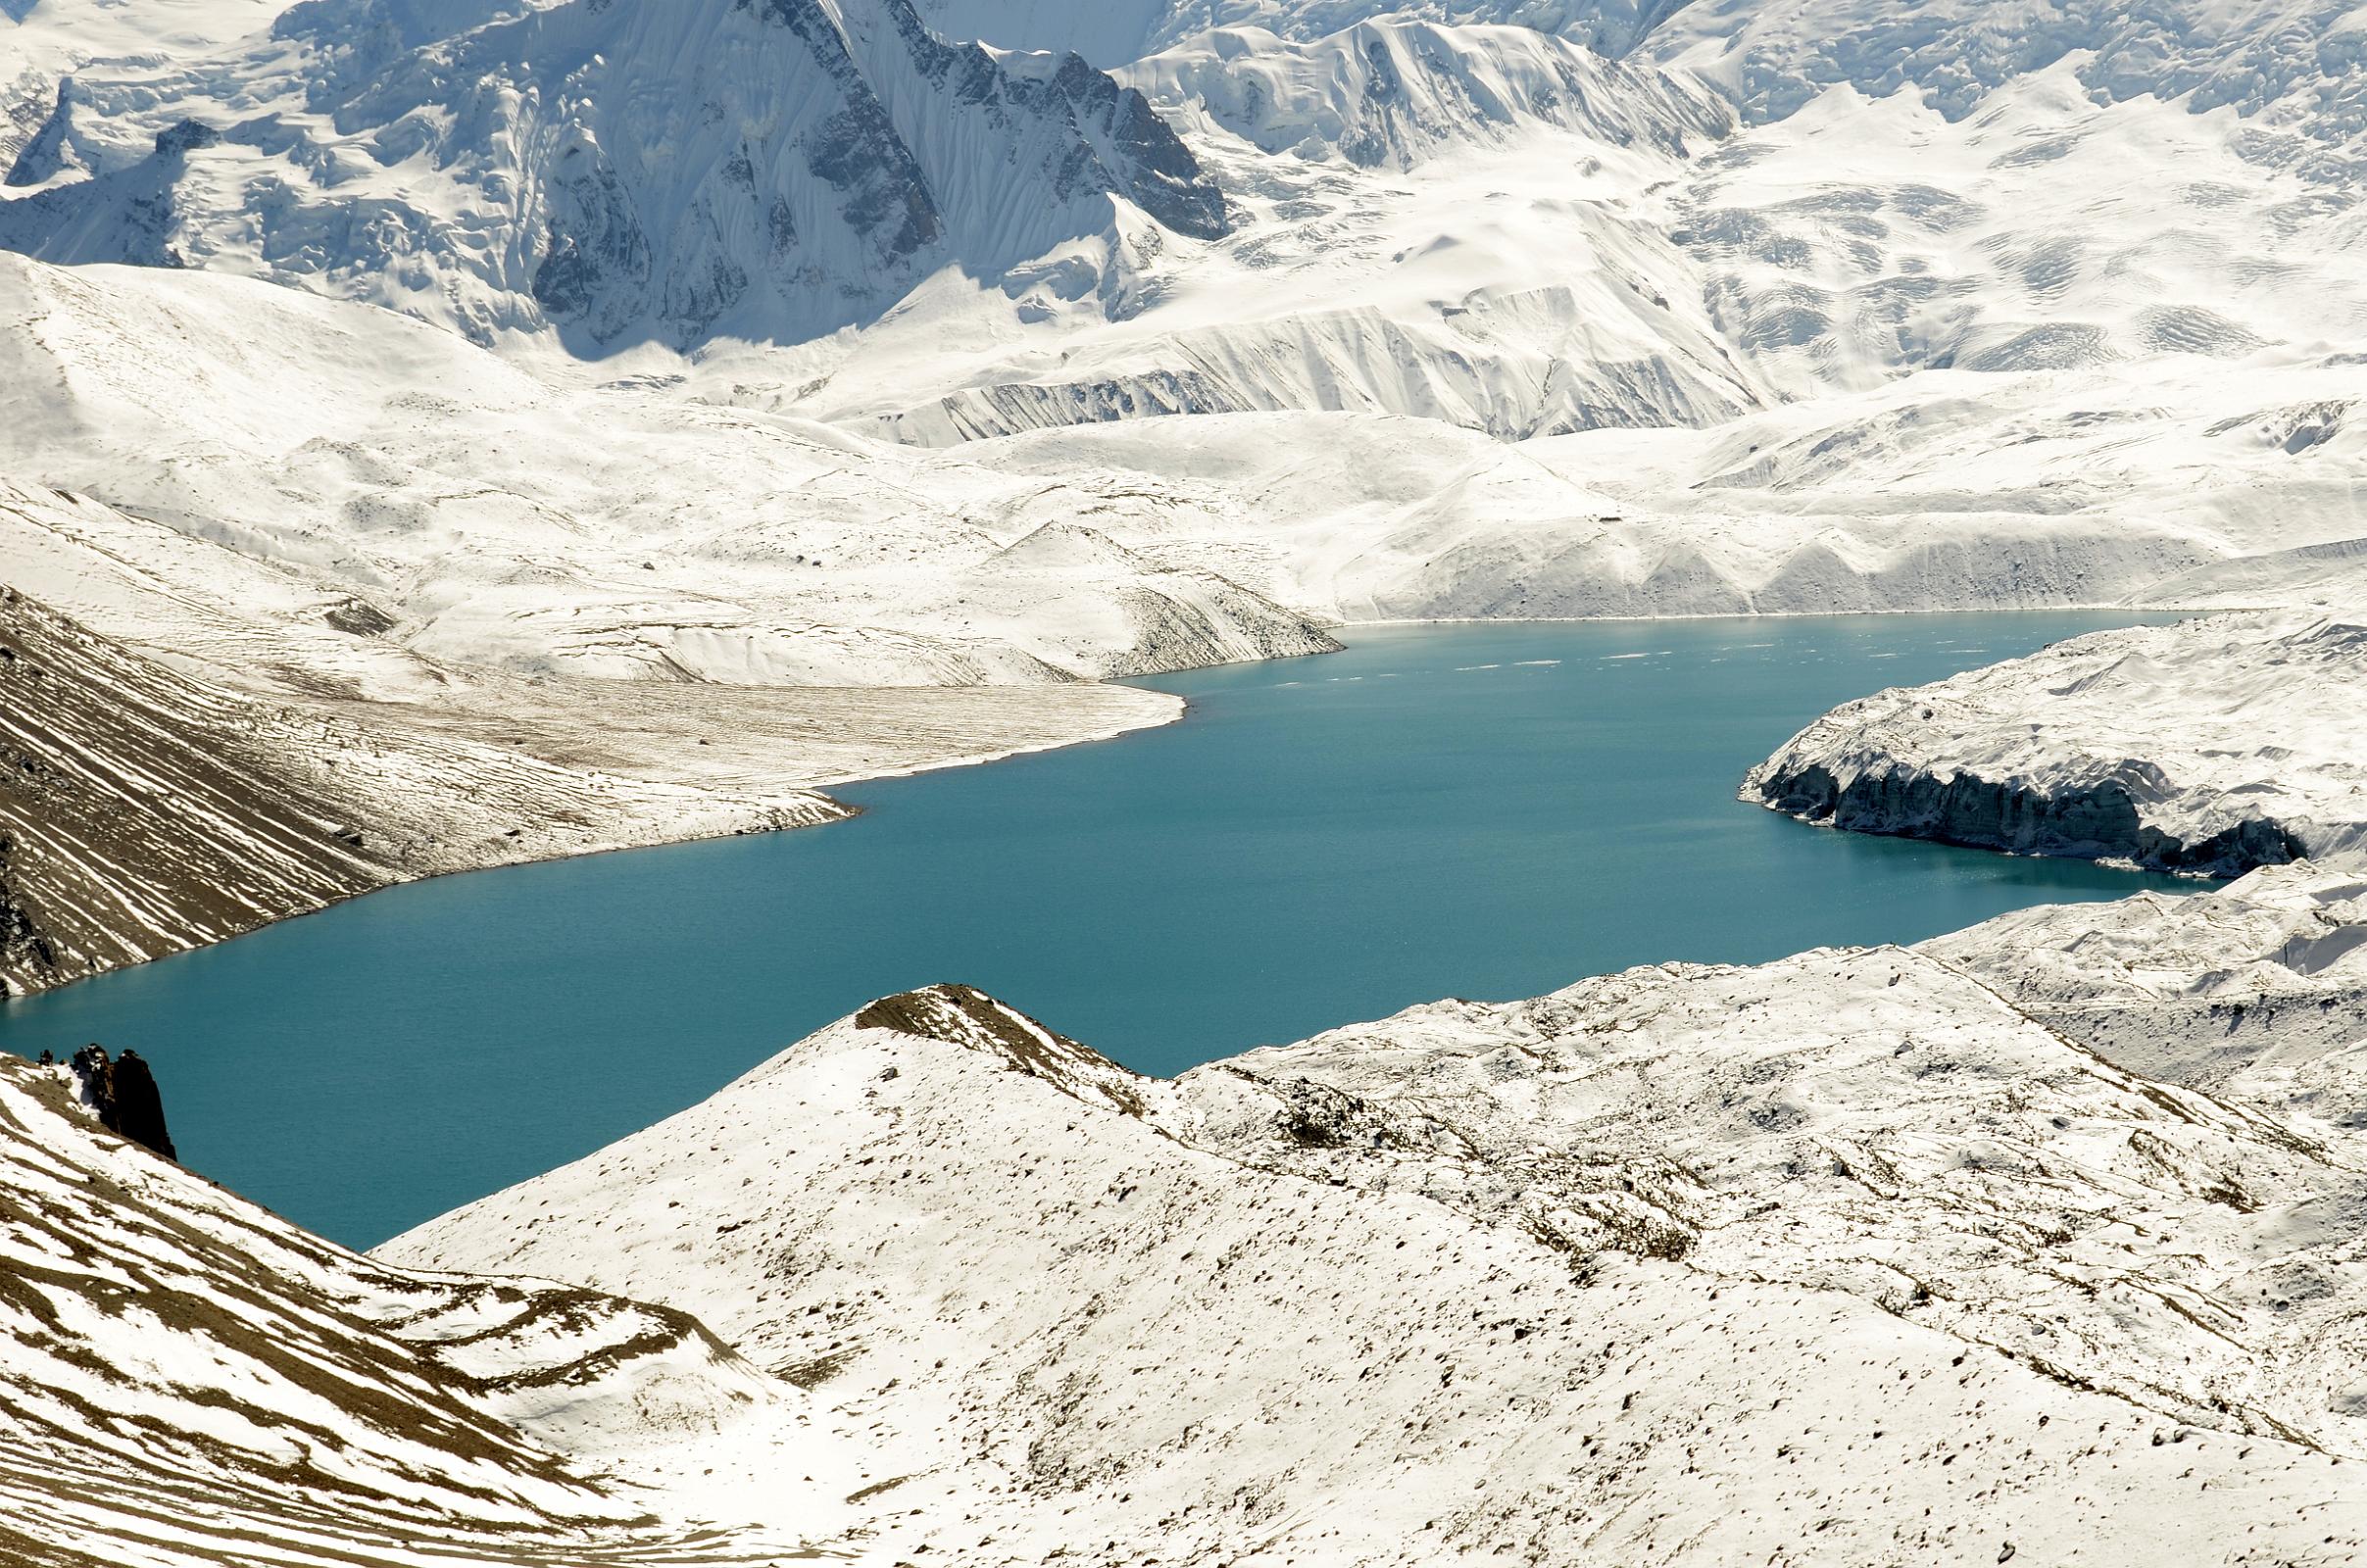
[2, 612, 2196, 1249]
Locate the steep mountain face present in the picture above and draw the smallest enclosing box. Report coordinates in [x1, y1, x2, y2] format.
[0, 0, 1230, 347]
[1125, 17, 1730, 171]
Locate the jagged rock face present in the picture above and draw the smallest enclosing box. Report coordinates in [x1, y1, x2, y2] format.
[1126, 17, 1734, 172]
[66, 1043, 175, 1158]
[0, 0, 1229, 347]
[1748, 758, 2308, 875]
[1741, 613, 2367, 876]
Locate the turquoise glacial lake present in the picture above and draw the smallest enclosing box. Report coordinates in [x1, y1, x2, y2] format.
[0, 613, 2194, 1248]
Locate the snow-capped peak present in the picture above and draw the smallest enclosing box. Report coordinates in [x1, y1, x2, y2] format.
[0, 0, 1232, 347]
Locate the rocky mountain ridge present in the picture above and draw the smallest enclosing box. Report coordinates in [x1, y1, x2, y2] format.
[1, 0, 1231, 347]
[0, 1046, 828, 1566]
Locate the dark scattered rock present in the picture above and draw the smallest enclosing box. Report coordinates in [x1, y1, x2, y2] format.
[321, 597, 396, 637]
[68, 1044, 178, 1160]
[153, 120, 222, 159]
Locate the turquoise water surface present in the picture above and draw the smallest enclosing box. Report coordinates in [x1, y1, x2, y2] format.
[0, 614, 2194, 1247]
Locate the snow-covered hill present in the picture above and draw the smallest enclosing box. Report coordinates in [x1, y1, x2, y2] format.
[1927, 862, 2367, 1125]
[376, 974, 2367, 1564]
[1744, 612, 2367, 874]
[1, 252, 1336, 692]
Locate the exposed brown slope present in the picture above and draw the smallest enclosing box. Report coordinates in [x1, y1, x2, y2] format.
[0, 586, 843, 996]
[0, 1053, 805, 1567]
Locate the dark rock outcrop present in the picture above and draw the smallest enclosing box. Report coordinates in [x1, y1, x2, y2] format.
[1751, 760, 2307, 877]
[68, 1044, 177, 1159]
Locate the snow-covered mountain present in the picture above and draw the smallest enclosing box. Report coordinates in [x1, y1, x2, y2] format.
[2, 0, 1231, 347]
[1126, 18, 1729, 171]
[923, 0, 2367, 173]
[912, 0, 1679, 67]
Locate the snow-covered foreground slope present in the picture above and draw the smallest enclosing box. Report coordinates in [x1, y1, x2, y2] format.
[1745, 612, 2367, 874]
[1928, 862, 2367, 1128]
[30, 953, 2367, 1562]
[0, 1048, 840, 1566]
[381, 976, 2367, 1565]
